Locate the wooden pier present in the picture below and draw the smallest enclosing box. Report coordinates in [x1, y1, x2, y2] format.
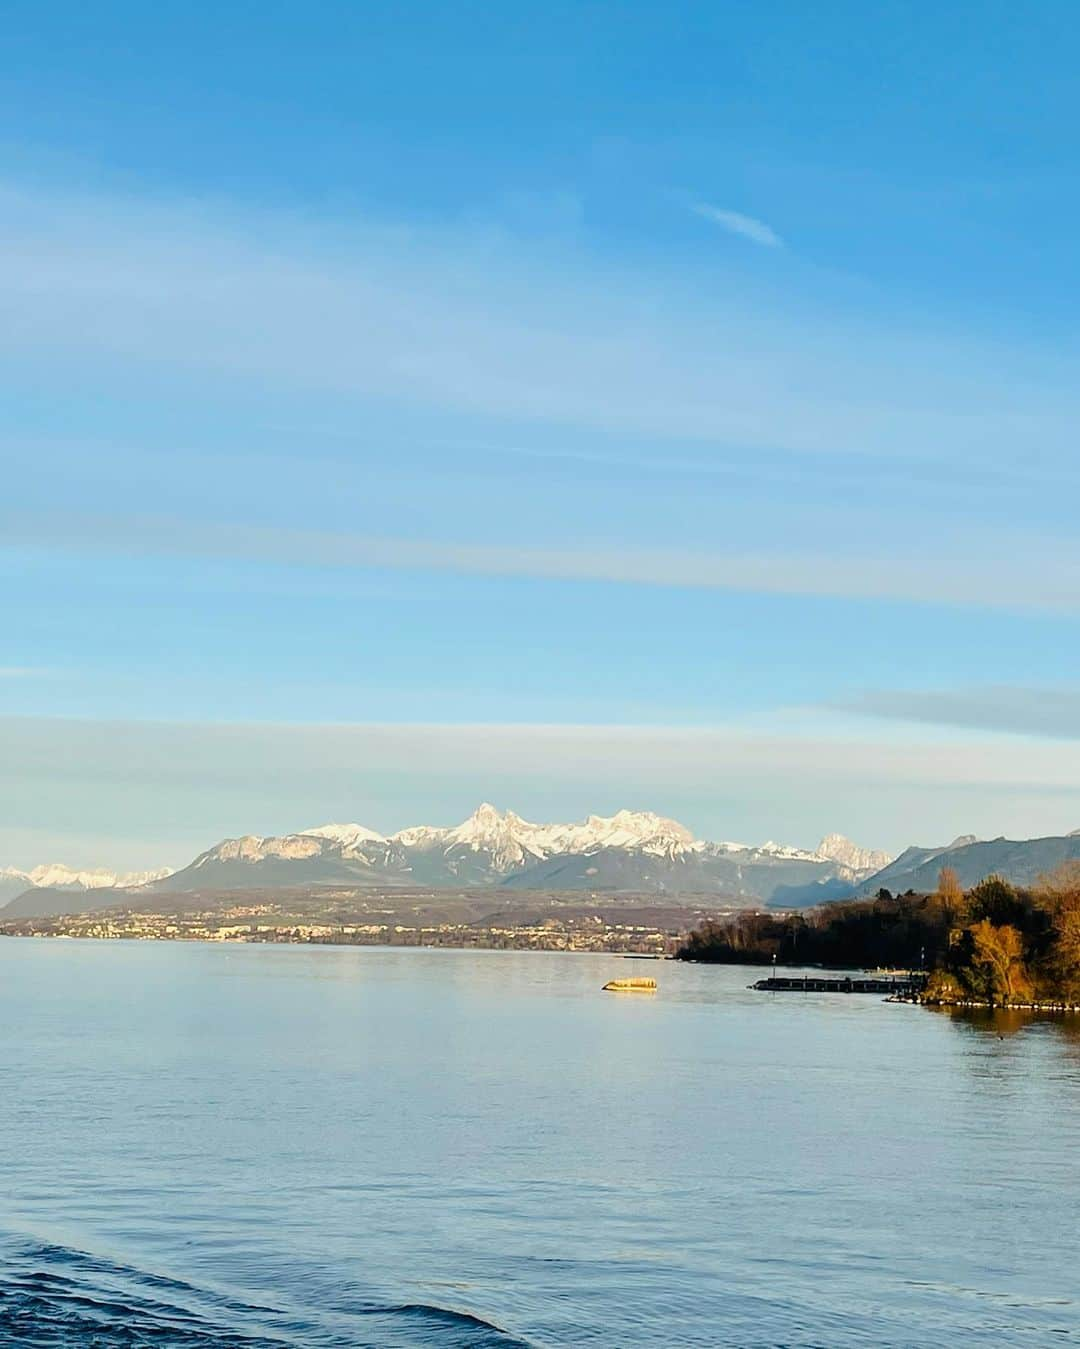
[751, 974, 922, 995]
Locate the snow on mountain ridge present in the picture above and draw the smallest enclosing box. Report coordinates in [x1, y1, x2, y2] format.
[451, 804, 551, 870]
[385, 805, 700, 868]
[755, 840, 820, 861]
[24, 864, 172, 890]
[428, 804, 703, 867]
[10, 808, 890, 901]
[814, 833, 893, 874]
[390, 824, 449, 849]
[570, 810, 698, 856]
[189, 807, 891, 879]
[302, 823, 388, 848]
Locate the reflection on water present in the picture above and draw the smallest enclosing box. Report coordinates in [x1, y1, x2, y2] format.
[933, 1002, 1080, 1043]
[2, 940, 1079, 1347]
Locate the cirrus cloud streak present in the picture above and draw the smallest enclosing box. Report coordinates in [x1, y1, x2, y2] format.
[693, 202, 784, 247]
[4, 511, 1080, 616]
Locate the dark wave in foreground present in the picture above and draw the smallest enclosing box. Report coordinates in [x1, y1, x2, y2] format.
[0, 1237, 528, 1347]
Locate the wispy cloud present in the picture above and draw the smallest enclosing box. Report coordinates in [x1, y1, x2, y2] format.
[3, 715, 1080, 867]
[2, 179, 1079, 469]
[693, 203, 784, 248]
[4, 180, 1080, 627]
[836, 686, 1080, 741]
[6, 511, 1080, 615]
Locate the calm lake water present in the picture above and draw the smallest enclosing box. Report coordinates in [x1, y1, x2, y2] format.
[2, 939, 1079, 1347]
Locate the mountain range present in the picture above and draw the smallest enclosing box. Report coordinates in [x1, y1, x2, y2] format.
[150, 805, 892, 899]
[4, 806, 1078, 922]
[864, 830, 1080, 894]
[0, 864, 171, 908]
[1, 804, 890, 916]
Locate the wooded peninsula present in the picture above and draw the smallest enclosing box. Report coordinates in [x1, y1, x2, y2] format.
[676, 863, 1080, 1009]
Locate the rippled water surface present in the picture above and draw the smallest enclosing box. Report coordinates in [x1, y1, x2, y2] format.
[2, 939, 1079, 1346]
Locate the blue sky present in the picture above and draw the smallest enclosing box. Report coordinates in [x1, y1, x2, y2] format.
[3, 1, 1080, 867]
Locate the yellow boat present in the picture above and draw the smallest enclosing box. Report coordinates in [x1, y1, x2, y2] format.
[602, 977, 657, 992]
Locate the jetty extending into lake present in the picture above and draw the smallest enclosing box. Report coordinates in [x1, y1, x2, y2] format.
[751, 974, 925, 995]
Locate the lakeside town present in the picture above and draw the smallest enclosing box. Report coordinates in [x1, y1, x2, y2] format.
[0, 889, 707, 955]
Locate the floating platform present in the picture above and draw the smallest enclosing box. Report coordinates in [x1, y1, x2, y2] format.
[751, 975, 919, 994]
[603, 977, 658, 992]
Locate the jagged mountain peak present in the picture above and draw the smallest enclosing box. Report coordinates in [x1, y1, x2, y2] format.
[169, 809, 892, 885]
[585, 809, 694, 841]
[453, 802, 523, 838]
[192, 833, 327, 866]
[815, 833, 893, 874]
[29, 863, 171, 890]
[446, 803, 550, 872]
[0, 862, 174, 910]
[4, 807, 897, 913]
[469, 802, 503, 822]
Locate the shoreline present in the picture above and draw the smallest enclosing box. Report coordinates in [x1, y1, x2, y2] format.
[0, 930, 674, 957]
[889, 994, 1080, 1014]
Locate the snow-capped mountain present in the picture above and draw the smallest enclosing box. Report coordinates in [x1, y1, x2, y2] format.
[140, 804, 891, 901]
[10, 811, 1080, 920]
[303, 823, 388, 848]
[0, 863, 171, 900]
[812, 834, 892, 875]
[0, 868, 37, 906]
[392, 803, 553, 874]
[547, 810, 698, 860]
[0, 862, 174, 914]
[0, 806, 898, 920]
[389, 804, 700, 875]
[28, 864, 172, 890]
